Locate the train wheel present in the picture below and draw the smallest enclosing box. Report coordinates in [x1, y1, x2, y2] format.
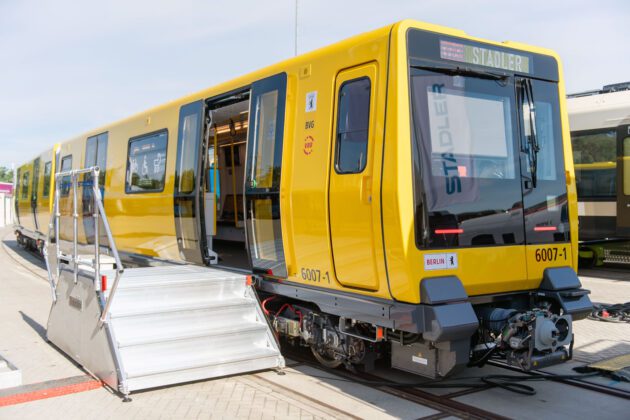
[310, 345, 343, 368]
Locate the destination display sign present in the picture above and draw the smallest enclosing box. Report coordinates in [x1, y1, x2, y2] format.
[439, 40, 531, 73]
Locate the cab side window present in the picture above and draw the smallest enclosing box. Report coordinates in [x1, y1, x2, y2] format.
[335, 77, 371, 174]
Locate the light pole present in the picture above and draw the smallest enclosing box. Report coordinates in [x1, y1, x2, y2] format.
[294, 0, 298, 56]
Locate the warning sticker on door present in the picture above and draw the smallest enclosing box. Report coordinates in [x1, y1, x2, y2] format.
[424, 253, 458, 270]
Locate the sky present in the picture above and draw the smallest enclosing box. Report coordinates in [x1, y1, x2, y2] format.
[1, 0, 629, 167]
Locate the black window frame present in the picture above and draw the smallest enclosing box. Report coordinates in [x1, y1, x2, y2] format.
[125, 129, 169, 194]
[334, 76, 372, 175]
[42, 161, 52, 198]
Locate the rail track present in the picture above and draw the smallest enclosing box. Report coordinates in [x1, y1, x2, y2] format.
[282, 344, 630, 419]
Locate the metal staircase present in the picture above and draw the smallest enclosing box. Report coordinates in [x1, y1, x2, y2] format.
[44, 167, 284, 399]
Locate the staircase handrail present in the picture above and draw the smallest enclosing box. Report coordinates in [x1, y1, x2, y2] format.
[43, 166, 125, 326]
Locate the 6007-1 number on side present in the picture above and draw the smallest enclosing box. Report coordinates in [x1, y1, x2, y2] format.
[535, 247, 567, 262]
[300, 268, 330, 283]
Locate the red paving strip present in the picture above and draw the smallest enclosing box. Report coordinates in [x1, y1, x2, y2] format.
[0, 375, 102, 407]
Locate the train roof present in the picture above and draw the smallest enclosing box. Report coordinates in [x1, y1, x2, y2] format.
[19, 20, 563, 166]
[567, 83, 630, 131]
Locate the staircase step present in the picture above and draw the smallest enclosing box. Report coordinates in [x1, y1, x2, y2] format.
[125, 347, 280, 379]
[112, 304, 261, 346]
[103, 266, 245, 288]
[125, 349, 282, 392]
[111, 273, 246, 290]
[119, 328, 275, 378]
[109, 297, 256, 318]
[108, 279, 247, 298]
[117, 323, 268, 348]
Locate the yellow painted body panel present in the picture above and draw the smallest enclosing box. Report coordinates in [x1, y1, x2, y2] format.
[17, 20, 578, 305]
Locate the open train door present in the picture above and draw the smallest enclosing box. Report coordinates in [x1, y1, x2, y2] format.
[617, 124, 630, 236]
[244, 73, 288, 277]
[174, 100, 208, 265]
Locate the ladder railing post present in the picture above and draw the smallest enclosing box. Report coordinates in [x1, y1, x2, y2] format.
[72, 170, 79, 284]
[43, 173, 59, 303]
[55, 173, 61, 279]
[93, 167, 100, 291]
[95, 183, 124, 326]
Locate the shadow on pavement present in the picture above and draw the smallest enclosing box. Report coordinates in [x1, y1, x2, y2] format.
[19, 310, 47, 339]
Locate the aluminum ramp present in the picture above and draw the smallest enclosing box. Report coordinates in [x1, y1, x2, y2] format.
[44, 167, 284, 398]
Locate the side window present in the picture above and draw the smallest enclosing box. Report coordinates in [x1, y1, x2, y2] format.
[249, 90, 280, 188]
[21, 172, 29, 199]
[32, 158, 41, 201]
[60, 155, 73, 196]
[126, 130, 168, 193]
[177, 113, 199, 194]
[85, 132, 109, 189]
[96, 134, 108, 188]
[42, 161, 52, 198]
[335, 77, 371, 174]
[571, 130, 617, 199]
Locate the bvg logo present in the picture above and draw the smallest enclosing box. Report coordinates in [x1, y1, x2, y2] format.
[303, 135, 314, 155]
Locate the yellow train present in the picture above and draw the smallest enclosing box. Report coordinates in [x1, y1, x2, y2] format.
[14, 20, 592, 377]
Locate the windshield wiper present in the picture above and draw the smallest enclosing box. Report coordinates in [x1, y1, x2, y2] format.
[411, 65, 509, 82]
[523, 78, 539, 188]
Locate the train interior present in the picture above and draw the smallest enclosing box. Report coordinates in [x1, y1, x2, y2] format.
[203, 92, 251, 269]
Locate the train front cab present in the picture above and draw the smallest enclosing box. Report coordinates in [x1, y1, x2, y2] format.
[389, 24, 595, 375]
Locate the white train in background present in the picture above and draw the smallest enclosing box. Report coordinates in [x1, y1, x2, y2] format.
[567, 82, 630, 265]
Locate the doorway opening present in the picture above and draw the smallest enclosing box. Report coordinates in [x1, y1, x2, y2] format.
[203, 90, 251, 270]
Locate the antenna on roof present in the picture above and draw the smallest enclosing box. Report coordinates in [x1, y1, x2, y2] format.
[294, 0, 299, 57]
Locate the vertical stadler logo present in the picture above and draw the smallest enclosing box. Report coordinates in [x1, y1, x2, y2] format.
[424, 253, 458, 270]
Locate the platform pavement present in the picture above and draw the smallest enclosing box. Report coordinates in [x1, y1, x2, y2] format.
[572, 275, 630, 363]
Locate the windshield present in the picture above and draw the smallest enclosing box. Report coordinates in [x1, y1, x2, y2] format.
[410, 69, 569, 248]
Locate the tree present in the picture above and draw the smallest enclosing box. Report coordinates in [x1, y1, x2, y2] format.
[0, 167, 13, 183]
